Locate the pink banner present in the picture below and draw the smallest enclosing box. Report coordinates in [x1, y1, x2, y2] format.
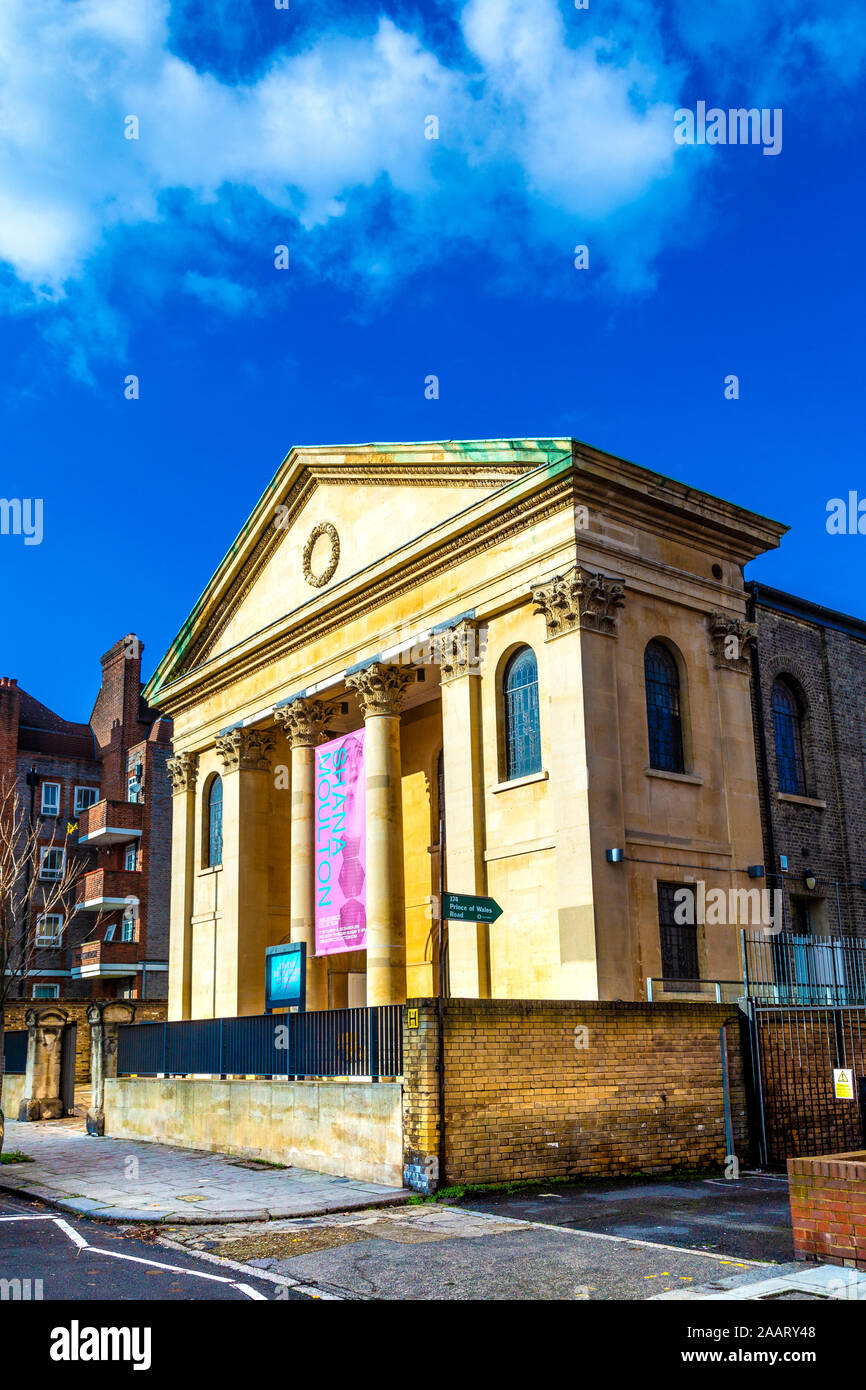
[314, 729, 366, 956]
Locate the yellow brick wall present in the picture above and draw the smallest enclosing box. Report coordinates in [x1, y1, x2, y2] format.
[402, 997, 748, 1189]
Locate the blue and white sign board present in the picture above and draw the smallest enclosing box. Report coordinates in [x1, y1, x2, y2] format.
[265, 942, 306, 1013]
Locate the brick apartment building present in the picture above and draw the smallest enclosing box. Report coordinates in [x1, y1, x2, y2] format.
[748, 583, 866, 940]
[0, 636, 172, 1001]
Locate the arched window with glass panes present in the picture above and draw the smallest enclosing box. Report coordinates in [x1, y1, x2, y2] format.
[644, 640, 685, 773]
[207, 775, 223, 868]
[502, 646, 542, 780]
[771, 678, 807, 796]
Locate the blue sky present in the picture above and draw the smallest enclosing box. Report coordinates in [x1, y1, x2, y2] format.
[1, 0, 864, 717]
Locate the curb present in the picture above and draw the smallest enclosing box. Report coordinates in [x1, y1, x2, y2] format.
[0, 1177, 411, 1225]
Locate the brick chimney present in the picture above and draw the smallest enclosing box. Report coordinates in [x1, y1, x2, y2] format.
[0, 677, 21, 806]
[90, 637, 146, 799]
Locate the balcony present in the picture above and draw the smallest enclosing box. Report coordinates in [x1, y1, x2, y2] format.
[75, 868, 140, 911]
[71, 938, 141, 979]
[77, 798, 143, 847]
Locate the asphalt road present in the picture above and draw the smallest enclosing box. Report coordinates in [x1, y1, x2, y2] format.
[0, 1192, 303, 1301]
[460, 1172, 794, 1262]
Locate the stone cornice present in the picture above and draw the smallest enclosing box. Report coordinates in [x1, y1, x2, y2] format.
[346, 662, 414, 717]
[273, 696, 331, 748]
[532, 566, 626, 639]
[166, 751, 199, 794]
[215, 726, 276, 772]
[149, 470, 576, 719]
[146, 438, 787, 720]
[153, 443, 567, 685]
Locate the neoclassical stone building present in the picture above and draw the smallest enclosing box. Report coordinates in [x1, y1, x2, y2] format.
[145, 439, 786, 1018]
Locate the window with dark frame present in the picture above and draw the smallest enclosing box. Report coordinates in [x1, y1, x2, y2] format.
[502, 646, 542, 781]
[644, 642, 685, 773]
[207, 775, 223, 868]
[771, 678, 807, 796]
[657, 881, 699, 984]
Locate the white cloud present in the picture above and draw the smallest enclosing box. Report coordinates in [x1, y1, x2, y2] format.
[0, 0, 859, 338]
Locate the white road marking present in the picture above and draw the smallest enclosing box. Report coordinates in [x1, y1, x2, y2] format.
[458, 1206, 772, 1265]
[0, 1214, 268, 1298]
[54, 1218, 88, 1249]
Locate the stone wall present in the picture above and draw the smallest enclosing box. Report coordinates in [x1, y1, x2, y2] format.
[403, 997, 748, 1190]
[105, 1077, 403, 1186]
[0, 1073, 27, 1118]
[789, 1151, 866, 1270]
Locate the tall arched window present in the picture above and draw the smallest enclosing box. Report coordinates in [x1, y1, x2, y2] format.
[645, 641, 685, 773]
[503, 646, 542, 780]
[207, 775, 223, 867]
[771, 678, 806, 795]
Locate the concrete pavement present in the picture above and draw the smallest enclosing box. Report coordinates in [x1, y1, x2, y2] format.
[0, 1117, 407, 1223]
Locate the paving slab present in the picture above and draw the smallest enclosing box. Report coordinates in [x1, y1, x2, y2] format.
[0, 1117, 408, 1223]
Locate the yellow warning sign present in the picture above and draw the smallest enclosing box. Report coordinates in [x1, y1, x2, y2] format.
[407, 1008, 419, 1029]
[833, 1068, 855, 1100]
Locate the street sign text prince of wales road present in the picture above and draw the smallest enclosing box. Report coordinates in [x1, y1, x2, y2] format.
[442, 892, 503, 923]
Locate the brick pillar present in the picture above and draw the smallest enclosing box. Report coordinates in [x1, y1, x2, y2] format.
[166, 752, 198, 1020]
[401, 1000, 442, 1192]
[18, 1006, 68, 1121]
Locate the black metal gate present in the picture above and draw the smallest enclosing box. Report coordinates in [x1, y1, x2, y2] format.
[744, 1001, 866, 1167]
[59, 1023, 77, 1117]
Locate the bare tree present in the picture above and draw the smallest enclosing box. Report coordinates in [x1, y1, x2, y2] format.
[0, 774, 92, 1149]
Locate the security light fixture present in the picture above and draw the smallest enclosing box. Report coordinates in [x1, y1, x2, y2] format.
[747, 865, 765, 879]
[606, 848, 623, 863]
[804, 869, 817, 891]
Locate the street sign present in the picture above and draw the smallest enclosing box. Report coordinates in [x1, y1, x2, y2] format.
[834, 1067, 855, 1100]
[441, 892, 503, 924]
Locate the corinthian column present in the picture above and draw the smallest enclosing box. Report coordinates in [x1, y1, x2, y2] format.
[345, 662, 413, 1006]
[274, 696, 331, 1011]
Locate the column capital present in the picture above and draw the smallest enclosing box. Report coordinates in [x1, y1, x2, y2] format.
[437, 620, 488, 685]
[274, 696, 331, 748]
[346, 661, 413, 717]
[166, 750, 199, 794]
[708, 611, 757, 673]
[215, 725, 276, 772]
[532, 565, 625, 640]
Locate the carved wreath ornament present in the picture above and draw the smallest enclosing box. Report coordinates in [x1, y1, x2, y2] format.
[302, 521, 340, 588]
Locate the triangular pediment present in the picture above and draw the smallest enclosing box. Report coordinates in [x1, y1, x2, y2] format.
[152, 440, 567, 690]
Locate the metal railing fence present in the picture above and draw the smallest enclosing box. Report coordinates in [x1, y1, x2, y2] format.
[116, 1005, 403, 1080]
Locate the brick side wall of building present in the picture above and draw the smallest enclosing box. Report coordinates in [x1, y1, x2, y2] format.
[402, 998, 748, 1190]
[141, 741, 171, 996]
[753, 603, 866, 936]
[789, 1151, 866, 1270]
